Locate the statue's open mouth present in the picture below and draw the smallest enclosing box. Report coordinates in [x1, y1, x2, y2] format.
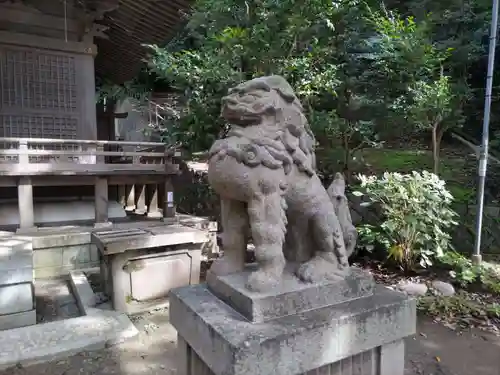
[222, 104, 262, 125]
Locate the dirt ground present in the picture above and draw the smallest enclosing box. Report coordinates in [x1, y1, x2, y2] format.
[405, 318, 500, 375]
[2, 311, 499, 375]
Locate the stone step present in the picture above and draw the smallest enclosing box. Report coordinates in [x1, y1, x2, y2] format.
[0, 310, 138, 371]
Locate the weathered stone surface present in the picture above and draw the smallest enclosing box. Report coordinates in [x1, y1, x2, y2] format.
[207, 75, 358, 292]
[31, 229, 99, 278]
[0, 267, 33, 285]
[69, 271, 96, 315]
[178, 336, 406, 375]
[398, 282, 428, 296]
[170, 284, 416, 375]
[0, 311, 138, 370]
[97, 240, 203, 314]
[431, 281, 455, 296]
[35, 278, 80, 323]
[327, 173, 358, 258]
[0, 310, 36, 331]
[0, 283, 33, 315]
[0, 233, 33, 285]
[207, 266, 374, 322]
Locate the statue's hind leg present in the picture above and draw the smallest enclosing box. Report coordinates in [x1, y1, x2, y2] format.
[246, 193, 287, 292]
[297, 210, 349, 283]
[209, 199, 248, 276]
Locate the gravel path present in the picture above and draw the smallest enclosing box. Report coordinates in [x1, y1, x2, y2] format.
[1, 312, 498, 375]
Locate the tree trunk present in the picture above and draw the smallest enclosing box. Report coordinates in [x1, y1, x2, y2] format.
[436, 128, 444, 171]
[343, 131, 350, 172]
[431, 126, 439, 175]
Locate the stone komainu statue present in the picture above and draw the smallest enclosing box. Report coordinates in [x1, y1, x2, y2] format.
[207, 75, 357, 292]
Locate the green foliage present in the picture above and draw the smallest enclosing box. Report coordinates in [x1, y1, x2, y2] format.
[367, 10, 465, 174]
[439, 251, 500, 293]
[96, 78, 152, 104]
[309, 109, 382, 170]
[439, 251, 482, 286]
[406, 74, 454, 129]
[354, 171, 458, 269]
[146, 0, 358, 152]
[145, 0, 448, 158]
[175, 169, 220, 221]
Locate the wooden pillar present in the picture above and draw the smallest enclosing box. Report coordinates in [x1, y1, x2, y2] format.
[95, 177, 111, 227]
[18, 176, 35, 231]
[135, 184, 147, 215]
[118, 185, 126, 207]
[96, 144, 105, 163]
[17, 140, 35, 231]
[147, 184, 162, 218]
[125, 185, 135, 211]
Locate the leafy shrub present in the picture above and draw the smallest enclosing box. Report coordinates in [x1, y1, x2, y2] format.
[438, 251, 480, 286]
[439, 251, 500, 293]
[354, 171, 458, 269]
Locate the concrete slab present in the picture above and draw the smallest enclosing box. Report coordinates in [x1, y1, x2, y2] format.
[0, 312, 137, 370]
[69, 271, 96, 314]
[0, 310, 36, 331]
[0, 283, 34, 315]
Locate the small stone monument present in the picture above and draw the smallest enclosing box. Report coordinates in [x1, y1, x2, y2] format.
[170, 76, 415, 375]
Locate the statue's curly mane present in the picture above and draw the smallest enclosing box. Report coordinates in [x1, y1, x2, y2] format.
[209, 78, 317, 177]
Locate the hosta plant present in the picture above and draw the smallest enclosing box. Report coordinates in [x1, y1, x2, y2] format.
[354, 171, 458, 270]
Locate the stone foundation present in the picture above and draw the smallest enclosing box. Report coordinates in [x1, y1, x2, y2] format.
[31, 229, 100, 279]
[171, 267, 416, 375]
[178, 336, 404, 375]
[27, 214, 218, 279]
[0, 232, 36, 330]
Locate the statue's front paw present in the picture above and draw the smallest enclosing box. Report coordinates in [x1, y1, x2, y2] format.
[246, 269, 281, 292]
[296, 256, 346, 283]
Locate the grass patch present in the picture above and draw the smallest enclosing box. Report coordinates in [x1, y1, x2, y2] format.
[357, 149, 462, 178]
[315, 147, 475, 202]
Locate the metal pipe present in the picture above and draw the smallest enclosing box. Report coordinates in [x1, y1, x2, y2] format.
[473, 0, 499, 264]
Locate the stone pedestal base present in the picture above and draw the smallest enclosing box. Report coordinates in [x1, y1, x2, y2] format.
[100, 245, 202, 314]
[177, 335, 405, 375]
[170, 267, 416, 375]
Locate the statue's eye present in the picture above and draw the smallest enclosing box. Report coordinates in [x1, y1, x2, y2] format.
[336, 196, 342, 202]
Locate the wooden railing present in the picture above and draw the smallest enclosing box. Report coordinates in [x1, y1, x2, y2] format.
[0, 137, 179, 176]
[0, 137, 180, 231]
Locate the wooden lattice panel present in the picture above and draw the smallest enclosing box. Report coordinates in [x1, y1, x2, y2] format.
[0, 45, 83, 163]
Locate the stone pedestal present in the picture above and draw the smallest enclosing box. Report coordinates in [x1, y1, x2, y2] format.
[170, 266, 416, 375]
[92, 224, 208, 314]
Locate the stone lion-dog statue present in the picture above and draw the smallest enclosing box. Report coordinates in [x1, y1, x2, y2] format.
[207, 75, 357, 292]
